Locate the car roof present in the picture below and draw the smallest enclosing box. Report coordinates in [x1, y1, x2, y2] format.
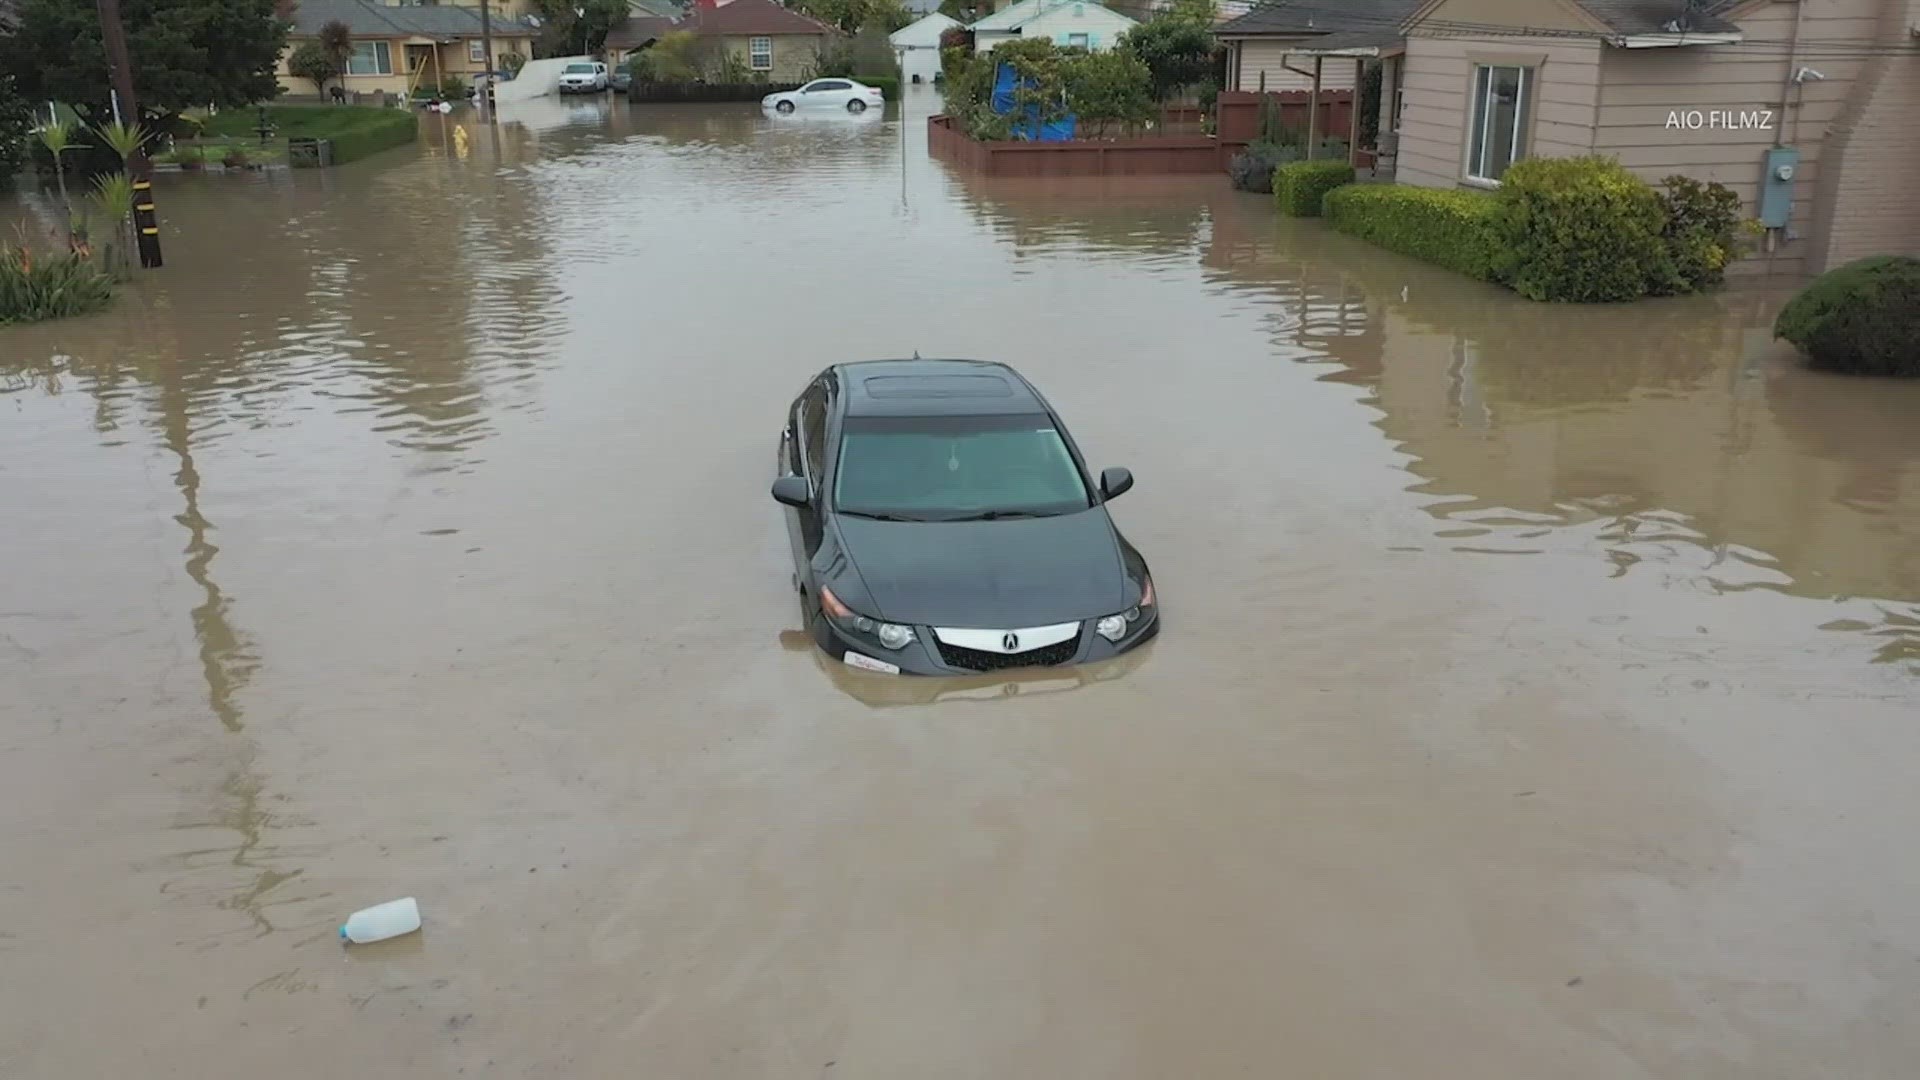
[834, 359, 1048, 418]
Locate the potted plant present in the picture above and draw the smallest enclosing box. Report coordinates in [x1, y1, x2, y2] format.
[222, 145, 251, 170]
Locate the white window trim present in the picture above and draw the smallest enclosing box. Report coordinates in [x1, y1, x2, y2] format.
[468, 39, 485, 63]
[345, 40, 394, 77]
[1466, 63, 1529, 185]
[1066, 32, 1089, 48]
[749, 36, 773, 71]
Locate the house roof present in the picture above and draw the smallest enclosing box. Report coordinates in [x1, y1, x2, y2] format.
[628, 0, 683, 16]
[889, 10, 962, 45]
[1282, 26, 1405, 55]
[1565, 0, 1742, 36]
[679, 0, 837, 36]
[289, 0, 536, 39]
[970, 0, 1138, 32]
[1215, 0, 1421, 38]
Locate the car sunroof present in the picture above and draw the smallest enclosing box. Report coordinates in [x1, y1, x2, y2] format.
[863, 375, 1014, 398]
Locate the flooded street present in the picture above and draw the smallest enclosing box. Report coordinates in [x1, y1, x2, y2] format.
[4, 90, 1918, 1077]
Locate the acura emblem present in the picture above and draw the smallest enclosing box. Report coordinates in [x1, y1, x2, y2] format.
[1002, 632, 1020, 652]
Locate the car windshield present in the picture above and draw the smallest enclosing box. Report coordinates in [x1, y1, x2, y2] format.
[564, 64, 594, 73]
[834, 415, 1091, 521]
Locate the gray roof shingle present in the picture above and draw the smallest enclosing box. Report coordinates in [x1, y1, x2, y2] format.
[1216, 0, 1422, 38]
[290, 0, 537, 39]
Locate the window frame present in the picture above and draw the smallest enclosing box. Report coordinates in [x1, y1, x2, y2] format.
[749, 36, 773, 71]
[468, 39, 486, 64]
[1464, 62, 1531, 185]
[1066, 32, 1089, 49]
[345, 40, 394, 77]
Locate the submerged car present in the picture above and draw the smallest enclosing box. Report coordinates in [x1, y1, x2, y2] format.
[762, 78, 885, 114]
[772, 359, 1157, 676]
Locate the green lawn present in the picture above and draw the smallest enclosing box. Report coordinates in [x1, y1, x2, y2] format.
[201, 105, 419, 164]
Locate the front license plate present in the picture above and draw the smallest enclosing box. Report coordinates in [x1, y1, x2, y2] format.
[843, 651, 900, 675]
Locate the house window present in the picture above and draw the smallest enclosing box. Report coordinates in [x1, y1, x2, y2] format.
[346, 41, 393, 76]
[468, 39, 485, 63]
[1467, 64, 1530, 182]
[1391, 86, 1404, 134]
[749, 36, 773, 71]
[1066, 32, 1088, 48]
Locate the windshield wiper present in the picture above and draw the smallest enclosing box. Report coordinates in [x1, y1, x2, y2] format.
[942, 509, 1053, 521]
[837, 509, 924, 522]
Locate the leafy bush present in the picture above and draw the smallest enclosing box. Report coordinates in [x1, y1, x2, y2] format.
[1324, 184, 1504, 282]
[1227, 139, 1300, 192]
[288, 42, 341, 96]
[1063, 49, 1155, 137]
[439, 74, 468, 100]
[0, 242, 115, 324]
[1274, 159, 1354, 217]
[1491, 155, 1668, 302]
[1654, 174, 1753, 294]
[1121, 16, 1215, 102]
[1773, 255, 1920, 377]
[858, 75, 900, 100]
[0, 74, 34, 176]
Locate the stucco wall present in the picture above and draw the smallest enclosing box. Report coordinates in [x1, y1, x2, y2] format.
[1230, 38, 1358, 92]
[1395, 33, 1603, 190]
[276, 36, 535, 98]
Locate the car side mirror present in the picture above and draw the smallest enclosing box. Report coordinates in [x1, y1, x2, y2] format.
[771, 475, 812, 508]
[1099, 467, 1134, 500]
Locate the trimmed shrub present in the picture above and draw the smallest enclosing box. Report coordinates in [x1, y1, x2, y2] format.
[1773, 255, 1920, 377]
[1227, 139, 1301, 193]
[859, 75, 900, 100]
[1491, 155, 1668, 302]
[1273, 159, 1355, 217]
[1324, 184, 1503, 282]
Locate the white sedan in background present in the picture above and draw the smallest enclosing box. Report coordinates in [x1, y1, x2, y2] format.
[763, 78, 885, 115]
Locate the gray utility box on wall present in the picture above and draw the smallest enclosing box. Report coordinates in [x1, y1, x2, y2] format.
[1759, 147, 1800, 229]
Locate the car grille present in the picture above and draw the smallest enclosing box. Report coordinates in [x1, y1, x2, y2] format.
[935, 635, 1080, 672]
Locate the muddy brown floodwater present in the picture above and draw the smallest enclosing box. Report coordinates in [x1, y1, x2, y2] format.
[4, 91, 1918, 1078]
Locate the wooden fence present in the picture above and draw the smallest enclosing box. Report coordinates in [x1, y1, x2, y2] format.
[1215, 90, 1355, 147]
[928, 115, 1227, 178]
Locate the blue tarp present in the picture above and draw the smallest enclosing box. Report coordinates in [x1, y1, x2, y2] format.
[990, 62, 1075, 142]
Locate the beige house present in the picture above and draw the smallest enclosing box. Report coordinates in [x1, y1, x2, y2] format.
[617, 0, 838, 82]
[276, 0, 539, 100]
[1385, 0, 1919, 276]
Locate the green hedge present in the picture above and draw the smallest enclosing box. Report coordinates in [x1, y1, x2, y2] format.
[1773, 255, 1920, 377]
[1324, 184, 1504, 282]
[203, 105, 418, 164]
[1273, 160, 1354, 217]
[858, 75, 899, 100]
[1492, 156, 1668, 302]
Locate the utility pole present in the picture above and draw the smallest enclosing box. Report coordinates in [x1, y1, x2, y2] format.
[479, 0, 496, 120]
[95, 0, 162, 268]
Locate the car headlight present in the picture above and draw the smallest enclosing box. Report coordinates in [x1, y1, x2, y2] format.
[1095, 578, 1155, 642]
[821, 586, 915, 650]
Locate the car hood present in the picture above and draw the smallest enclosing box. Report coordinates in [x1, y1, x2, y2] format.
[832, 509, 1128, 627]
